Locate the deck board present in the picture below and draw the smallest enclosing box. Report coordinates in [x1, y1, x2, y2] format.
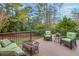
[34, 37, 79, 56]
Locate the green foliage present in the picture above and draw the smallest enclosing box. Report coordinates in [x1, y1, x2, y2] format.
[55, 16, 77, 35]
[32, 22, 45, 35]
[15, 39, 22, 45]
[0, 11, 9, 32]
[0, 3, 78, 38]
[0, 3, 29, 32]
[16, 9, 28, 21]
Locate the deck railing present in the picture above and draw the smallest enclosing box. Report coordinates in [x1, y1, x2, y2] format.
[0, 31, 38, 41]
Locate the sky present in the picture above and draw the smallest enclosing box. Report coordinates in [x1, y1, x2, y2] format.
[61, 3, 79, 18]
[24, 3, 79, 19]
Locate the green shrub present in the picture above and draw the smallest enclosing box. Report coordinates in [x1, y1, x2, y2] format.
[55, 16, 77, 35]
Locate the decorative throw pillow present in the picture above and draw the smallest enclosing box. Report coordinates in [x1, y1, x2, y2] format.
[1, 39, 12, 47]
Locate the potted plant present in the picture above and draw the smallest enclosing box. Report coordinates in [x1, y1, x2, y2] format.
[55, 32, 60, 37]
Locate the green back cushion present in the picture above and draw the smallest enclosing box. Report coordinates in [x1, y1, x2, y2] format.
[45, 31, 51, 35]
[67, 32, 76, 39]
[1, 39, 12, 47]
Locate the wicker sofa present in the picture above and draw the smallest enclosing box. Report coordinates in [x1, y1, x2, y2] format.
[0, 39, 26, 56]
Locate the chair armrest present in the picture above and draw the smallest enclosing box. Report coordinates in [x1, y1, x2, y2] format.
[60, 36, 66, 41]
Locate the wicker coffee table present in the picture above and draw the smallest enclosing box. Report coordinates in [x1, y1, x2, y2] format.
[23, 41, 39, 56]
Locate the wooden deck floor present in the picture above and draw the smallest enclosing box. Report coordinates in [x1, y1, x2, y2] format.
[34, 37, 79, 56]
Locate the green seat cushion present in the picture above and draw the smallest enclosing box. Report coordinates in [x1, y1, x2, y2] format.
[11, 47, 24, 54]
[44, 35, 51, 37]
[1, 39, 12, 47]
[6, 43, 24, 54]
[62, 38, 72, 42]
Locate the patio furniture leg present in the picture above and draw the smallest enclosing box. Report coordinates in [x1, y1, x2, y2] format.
[35, 45, 39, 53]
[44, 37, 45, 40]
[70, 40, 77, 49]
[30, 47, 32, 56]
[70, 40, 74, 49]
[70, 43, 72, 49]
[50, 37, 52, 41]
[60, 40, 62, 45]
[75, 40, 77, 47]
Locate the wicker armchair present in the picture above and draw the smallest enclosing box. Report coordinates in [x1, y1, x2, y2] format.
[60, 32, 77, 49]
